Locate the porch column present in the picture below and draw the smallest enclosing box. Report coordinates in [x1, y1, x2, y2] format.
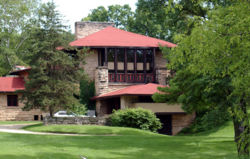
[134, 50, 137, 82]
[104, 48, 108, 66]
[152, 48, 156, 82]
[120, 96, 126, 110]
[143, 50, 147, 83]
[114, 49, 118, 82]
[124, 48, 127, 82]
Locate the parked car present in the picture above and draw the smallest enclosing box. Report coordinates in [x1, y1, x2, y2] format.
[54, 111, 86, 117]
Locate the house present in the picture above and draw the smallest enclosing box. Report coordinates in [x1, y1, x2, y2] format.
[0, 22, 195, 135]
[69, 22, 195, 135]
[0, 66, 44, 121]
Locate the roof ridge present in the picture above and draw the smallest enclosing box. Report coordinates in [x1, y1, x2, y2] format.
[70, 26, 176, 48]
[108, 27, 176, 46]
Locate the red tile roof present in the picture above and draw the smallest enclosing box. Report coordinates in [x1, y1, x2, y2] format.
[93, 83, 166, 100]
[70, 26, 176, 48]
[0, 77, 25, 92]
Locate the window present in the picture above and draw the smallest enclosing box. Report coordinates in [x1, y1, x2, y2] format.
[138, 96, 154, 103]
[108, 49, 115, 62]
[136, 49, 143, 62]
[146, 49, 153, 73]
[117, 49, 124, 62]
[34, 115, 39, 121]
[146, 49, 153, 63]
[7, 95, 18, 106]
[127, 49, 134, 62]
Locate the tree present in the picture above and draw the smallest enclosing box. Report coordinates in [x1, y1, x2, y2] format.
[79, 78, 95, 110]
[0, 0, 39, 75]
[131, 0, 231, 41]
[153, 1, 250, 158]
[82, 5, 134, 30]
[22, 2, 86, 117]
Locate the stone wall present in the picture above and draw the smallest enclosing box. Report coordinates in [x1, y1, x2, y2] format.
[0, 93, 45, 121]
[172, 113, 196, 135]
[96, 100, 109, 116]
[44, 116, 107, 125]
[156, 68, 171, 85]
[95, 66, 109, 95]
[75, 21, 114, 40]
[154, 50, 171, 85]
[155, 50, 167, 69]
[83, 50, 99, 80]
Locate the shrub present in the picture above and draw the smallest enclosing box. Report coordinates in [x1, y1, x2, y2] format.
[109, 108, 162, 132]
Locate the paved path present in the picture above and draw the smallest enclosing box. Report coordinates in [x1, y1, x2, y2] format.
[0, 124, 113, 136]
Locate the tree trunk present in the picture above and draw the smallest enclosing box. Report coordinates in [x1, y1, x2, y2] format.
[232, 96, 249, 158]
[49, 106, 54, 117]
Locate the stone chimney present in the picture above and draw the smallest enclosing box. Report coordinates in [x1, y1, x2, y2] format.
[75, 21, 114, 40]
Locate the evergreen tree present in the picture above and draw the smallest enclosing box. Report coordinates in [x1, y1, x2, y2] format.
[79, 79, 95, 110]
[22, 2, 85, 117]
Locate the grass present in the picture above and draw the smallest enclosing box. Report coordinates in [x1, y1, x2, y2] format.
[0, 121, 42, 125]
[23, 124, 161, 136]
[0, 121, 240, 159]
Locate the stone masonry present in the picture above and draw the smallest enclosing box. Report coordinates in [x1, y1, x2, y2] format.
[0, 93, 45, 121]
[172, 113, 196, 135]
[44, 116, 107, 125]
[95, 66, 109, 95]
[75, 21, 114, 40]
[156, 68, 171, 85]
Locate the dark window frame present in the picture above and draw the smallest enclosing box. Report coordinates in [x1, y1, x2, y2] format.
[7, 95, 18, 107]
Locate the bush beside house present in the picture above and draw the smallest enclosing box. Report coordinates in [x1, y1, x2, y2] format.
[109, 108, 162, 132]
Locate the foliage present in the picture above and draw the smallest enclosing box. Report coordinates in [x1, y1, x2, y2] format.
[82, 0, 233, 42]
[109, 108, 162, 132]
[181, 107, 231, 133]
[69, 103, 86, 116]
[0, 0, 39, 75]
[154, 1, 250, 157]
[130, 0, 229, 41]
[21, 2, 86, 117]
[82, 4, 134, 30]
[79, 79, 95, 110]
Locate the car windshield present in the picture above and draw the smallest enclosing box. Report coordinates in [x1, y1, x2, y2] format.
[58, 112, 67, 115]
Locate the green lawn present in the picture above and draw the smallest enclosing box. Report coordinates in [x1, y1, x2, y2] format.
[23, 124, 161, 136]
[0, 121, 239, 159]
[0, 121, 42, 125]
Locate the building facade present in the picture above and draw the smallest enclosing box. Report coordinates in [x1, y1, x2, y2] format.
[70, 22, 195, 135]
[0, 22, 195, 135]
[0, 67, 45, 121]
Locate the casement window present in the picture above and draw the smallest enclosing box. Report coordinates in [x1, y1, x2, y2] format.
[7, 95, 18, 106]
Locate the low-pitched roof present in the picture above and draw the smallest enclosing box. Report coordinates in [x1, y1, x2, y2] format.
[93, 83, 166, 100]
[0, 77, 25, 92]
[70, 26, 176, 48]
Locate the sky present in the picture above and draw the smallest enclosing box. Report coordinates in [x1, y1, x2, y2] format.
[41, 0, 137, 33]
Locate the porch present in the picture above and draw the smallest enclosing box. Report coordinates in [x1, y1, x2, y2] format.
[97, 48, 156, 83]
